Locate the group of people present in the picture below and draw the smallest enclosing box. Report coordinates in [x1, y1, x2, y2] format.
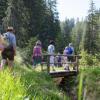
[32, 40, 74, 71]
[0, 26, 16, 70]
[0, 26, 75, 71]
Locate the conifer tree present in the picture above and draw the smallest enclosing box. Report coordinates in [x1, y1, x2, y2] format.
[0, 0, 7, 32]
[83, 0, 100, 54]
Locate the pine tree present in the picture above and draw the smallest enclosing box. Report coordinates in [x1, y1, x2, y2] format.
[60, 18, 75, 47]
[3, 0, 30, 47]
[2, 0, 60, 49]
[0, 0, 7, 32]
[83, 0, 100, 54]
[39, 0, 60, 49]
[72, 20, 86, 53]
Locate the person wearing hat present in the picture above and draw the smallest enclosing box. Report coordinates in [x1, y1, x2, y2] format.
[0, 26, 16, 70]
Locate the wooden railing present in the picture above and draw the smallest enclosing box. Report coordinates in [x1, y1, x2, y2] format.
[41, 54, 81, 73]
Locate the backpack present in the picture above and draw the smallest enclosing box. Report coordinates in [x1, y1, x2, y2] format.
[3, 33, 11, 47]
[66, 47, 73, 55]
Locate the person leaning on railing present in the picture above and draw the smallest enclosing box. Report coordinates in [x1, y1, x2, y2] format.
[47, 40, 55, 71]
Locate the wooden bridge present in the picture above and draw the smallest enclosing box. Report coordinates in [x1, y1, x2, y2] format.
[41, 54, 81, 78]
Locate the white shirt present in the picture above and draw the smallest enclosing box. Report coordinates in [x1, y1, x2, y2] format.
[48, 44, 55, 55]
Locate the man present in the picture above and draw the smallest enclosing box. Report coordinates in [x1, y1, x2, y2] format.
[66, 43, 74, 61]
[67, 43, 77, 70]
[0, 26, 16, 70]
[47, 40, 55, 71]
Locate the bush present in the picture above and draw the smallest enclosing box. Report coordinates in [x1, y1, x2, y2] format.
[80, 68, 100, 100]
[79, 50, 99, 67]
[21, 37, 37, 64]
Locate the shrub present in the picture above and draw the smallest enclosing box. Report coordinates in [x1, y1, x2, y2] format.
[21, 37, 37, 64]
[79, 50, 99, 67]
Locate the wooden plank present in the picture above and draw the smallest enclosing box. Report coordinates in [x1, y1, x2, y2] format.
[41, 54, 81, 74]
[49, 70, 78, 78]
[50, 70, 77, 73]
[49, 62, 77, 64]
[47, 56, 50, 73]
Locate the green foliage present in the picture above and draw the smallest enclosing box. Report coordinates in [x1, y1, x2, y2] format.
[72, 21, 86, 53]
[82, 0, 100, 54]
[21, 71, 64, 100]
[2, 0, 30, 47]
[60, 18, 75, 46]
[78, 73, 83, 100]
[14, 64, 67, 100]
[79, 50, 99, 66]
[0, 63, 68, 100]
[80, 67, 100, 100]
[21, 37, 37, 64]
[2, 0, 60, 48]
[0, 0, 7, 23]
[55, 32, 65, 53]
[0, 0, 7, 32]
[0, 69, 25, 99]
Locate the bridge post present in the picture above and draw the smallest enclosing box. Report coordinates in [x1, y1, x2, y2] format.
[47, 55, 50, 73]
[76, 56, 79, 72]
[41, 62, 43, 71]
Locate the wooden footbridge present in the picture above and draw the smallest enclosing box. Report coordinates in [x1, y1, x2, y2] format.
[41, 54, 81, 78]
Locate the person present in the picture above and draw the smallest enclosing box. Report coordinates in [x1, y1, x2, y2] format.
[62, 47, 69, 70]
[56, 52, 62, 67]
[65, 43, 76, 70]
[0, 26, 16, 70]
[32, 40, 42, 68]
[47, 40, 55, 71]
[65, 43, 74, 62]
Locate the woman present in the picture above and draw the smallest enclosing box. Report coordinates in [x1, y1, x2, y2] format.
[32, 40, 42, 68]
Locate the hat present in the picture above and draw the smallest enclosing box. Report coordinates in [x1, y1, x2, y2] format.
[36, 40, 41, 45]
[7, 26, 14, 31]
[69, 43, 72, 46]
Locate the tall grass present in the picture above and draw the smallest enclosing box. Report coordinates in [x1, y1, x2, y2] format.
[0, 69, 25, 100]
[78, 67, 100, 100]
[78, 72, 83, 100]
[0, 64, 68, 100]
[19, 69, 66, 100]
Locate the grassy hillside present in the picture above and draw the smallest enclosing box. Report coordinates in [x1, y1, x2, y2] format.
[78, 67, 100, 100]
[0, 63, 68, 100]
[0, 50, 69, 100]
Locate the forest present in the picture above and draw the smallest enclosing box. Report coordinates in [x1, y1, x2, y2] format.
[0, 0, 100, 56]
[0, 0, 100, 100]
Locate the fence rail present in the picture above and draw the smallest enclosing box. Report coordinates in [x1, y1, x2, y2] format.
[41, 54, 81, 75]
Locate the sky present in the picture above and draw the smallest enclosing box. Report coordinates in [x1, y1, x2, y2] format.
[57, 0, 100, 21]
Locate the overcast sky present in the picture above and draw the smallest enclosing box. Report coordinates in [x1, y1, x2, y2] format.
[57, 0, 100, 21]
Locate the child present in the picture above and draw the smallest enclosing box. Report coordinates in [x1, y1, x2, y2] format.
[57, 52, 62, 67]
[62, 47, 69, 70]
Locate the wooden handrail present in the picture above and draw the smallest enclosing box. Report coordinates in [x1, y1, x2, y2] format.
[42, 54, 81, 57]
[48, 62, 77, 64]
[41, 54, 80, 73]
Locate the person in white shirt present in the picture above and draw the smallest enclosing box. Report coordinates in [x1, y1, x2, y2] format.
[47, 40, 55, 71]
